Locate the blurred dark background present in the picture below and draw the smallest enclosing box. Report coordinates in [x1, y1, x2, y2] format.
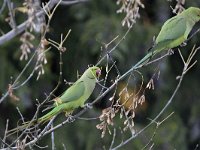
[0, 0, 200, 149]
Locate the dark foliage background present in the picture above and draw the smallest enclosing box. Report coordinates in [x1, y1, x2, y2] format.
[0, 0, 200, 149]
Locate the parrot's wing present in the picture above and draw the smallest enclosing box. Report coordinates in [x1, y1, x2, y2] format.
[59, 81, 85, 103]
[156, 17, 186, 43]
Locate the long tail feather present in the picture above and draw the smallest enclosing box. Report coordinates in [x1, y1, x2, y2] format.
[7, 103, 69, 136]
[7, 120, 37, 137]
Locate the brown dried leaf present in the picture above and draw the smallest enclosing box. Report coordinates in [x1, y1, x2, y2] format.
[116, 0, 145, 27]
[8, 84, 20, 101]
[96, 107, 116, 138]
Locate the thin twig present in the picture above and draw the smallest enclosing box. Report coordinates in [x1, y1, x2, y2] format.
[0, 0, 6, 15]
[0, 137, 11, 149]
[145, 51, 170, 66]
[109, 128, 116, 150]
[0, 51, 37, 104]
[62, 143, 67, 150]
[60, 0, 88, 5]
[185, 27, 200, 42]
[78, 116, 99, 120]
[16, 107, 25, 123]
[51, 124, 55, 150]
[7, 0, 16, 29]
[96, 23, 133, 66]
[1, 119, 9, 148]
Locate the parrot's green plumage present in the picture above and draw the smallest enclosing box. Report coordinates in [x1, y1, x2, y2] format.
[8, 66, 101, 135]
[38, 66, 101, 122]
[135, 7, 200, 67]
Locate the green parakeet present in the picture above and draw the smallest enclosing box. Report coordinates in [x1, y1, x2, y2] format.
[38, 66, 101, 122]
[135, 7, 200, 67]
[8, 66, 101, 135]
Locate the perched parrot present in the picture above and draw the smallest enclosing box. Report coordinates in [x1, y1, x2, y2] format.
[135, 7, 200, 67]
[38, 66, 101, 122]
[8, 66, 101, 135]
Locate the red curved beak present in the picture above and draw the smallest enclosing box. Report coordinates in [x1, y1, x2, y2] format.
[96, 69, 101, 77]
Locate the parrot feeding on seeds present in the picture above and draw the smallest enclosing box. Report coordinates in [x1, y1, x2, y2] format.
[135, 7, 200, 67]
[8, 66, 101, 135]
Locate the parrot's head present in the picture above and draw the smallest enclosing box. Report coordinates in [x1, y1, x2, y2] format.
[86, 66, 101, 79]
[186, 7, 200, 22]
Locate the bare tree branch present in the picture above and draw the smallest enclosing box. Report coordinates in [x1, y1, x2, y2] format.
[60, 0, 89, 5]
[0, 0, 59, 45]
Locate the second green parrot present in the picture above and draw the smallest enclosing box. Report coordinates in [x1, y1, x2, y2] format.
[135, 7, 200, 67]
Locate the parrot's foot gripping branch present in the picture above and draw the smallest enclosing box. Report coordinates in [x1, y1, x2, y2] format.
[84, 103, 93, 109]
[66, 115, 75, 123]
